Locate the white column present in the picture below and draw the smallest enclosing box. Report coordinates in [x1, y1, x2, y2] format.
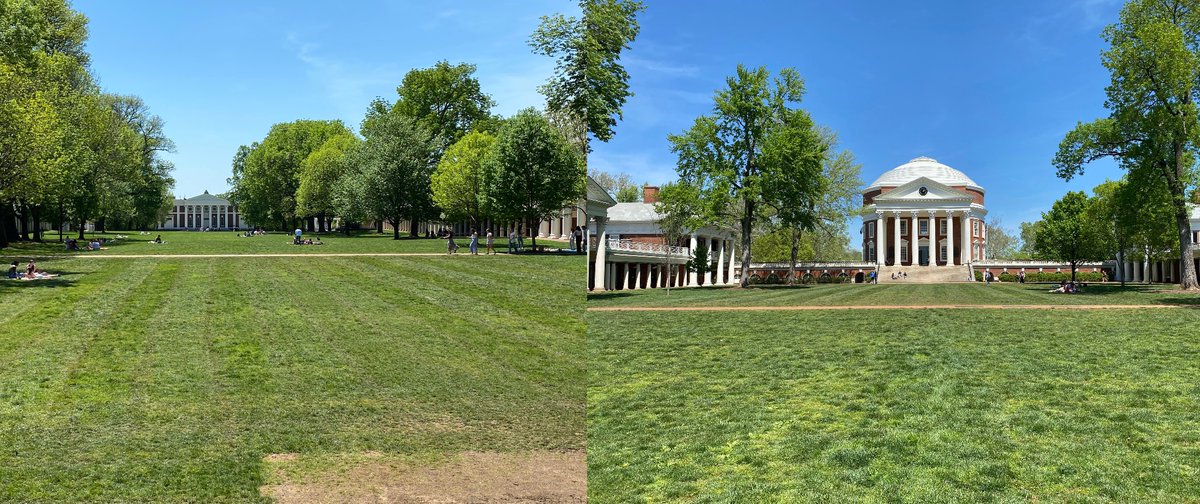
[715, 238, 726, 285]
[909, 211, 919, 266]
[873, 213, 883, 268]
[962, 215, 971, 264]
[981, 219, 988, 260]
[727, 242, 737, 286]
[947, 210, 956, 266]
[621, 264, 631, 290]
[932, 211, 940, 266]
[688, 234, 698, 286]
[591, 217, 608, 291]
[892, 211, 901, 267]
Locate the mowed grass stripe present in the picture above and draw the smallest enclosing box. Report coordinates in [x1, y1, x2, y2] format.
[588, 309, 1200, 502]
[353, 255, 584, 339]
[334, 256, 581, 399]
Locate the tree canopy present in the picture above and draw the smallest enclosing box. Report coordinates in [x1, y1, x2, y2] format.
[530, 0, 645, 152]
[1053, 0, 1200, 289]
[481, 108, 584, 246]
[1034, 191, 1111, 282]
[431, 131, 495, 226]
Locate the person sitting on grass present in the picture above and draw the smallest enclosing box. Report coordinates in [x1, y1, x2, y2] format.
[7, 261, 18, 279]
[314, 237, 323, 245]
[154, 235, 163, 244]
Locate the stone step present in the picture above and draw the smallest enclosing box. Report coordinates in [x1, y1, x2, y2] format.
[877, 265, 974, 283]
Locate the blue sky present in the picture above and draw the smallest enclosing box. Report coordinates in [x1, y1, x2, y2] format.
[590, 0, 1125, 228]
[78, 0, 572, 198]
[79, 1, 1125, 229]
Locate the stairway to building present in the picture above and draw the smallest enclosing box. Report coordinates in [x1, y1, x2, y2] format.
[877, 264, 974, 283]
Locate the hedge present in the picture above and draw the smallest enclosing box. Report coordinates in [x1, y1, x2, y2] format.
[975, 270, 1105, 282]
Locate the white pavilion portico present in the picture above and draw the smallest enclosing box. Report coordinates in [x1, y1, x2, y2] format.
[863, 157, 987, 280]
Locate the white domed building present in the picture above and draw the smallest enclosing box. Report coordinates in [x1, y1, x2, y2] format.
[862, 157, 987, 278]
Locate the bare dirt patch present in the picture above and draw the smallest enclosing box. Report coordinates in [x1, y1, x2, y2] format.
[260, 450, 586, 503]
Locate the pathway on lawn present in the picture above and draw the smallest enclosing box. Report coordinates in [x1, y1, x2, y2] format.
[588, 304, 1192, 312]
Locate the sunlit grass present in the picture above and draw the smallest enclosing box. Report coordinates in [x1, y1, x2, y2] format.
[0, 254, 583, 502]
[588, 307, 1200, 502]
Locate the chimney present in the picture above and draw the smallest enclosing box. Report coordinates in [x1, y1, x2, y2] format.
[642, 185, 660, 204]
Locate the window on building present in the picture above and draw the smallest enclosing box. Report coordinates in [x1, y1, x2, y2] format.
[868, 222, 875, 238]
[939, 219, 947, 235]
[900, 219, 908, 235]
[972, 220, 979, 237]
[940, 245, 947, 262]
[900, 242, 909, 263]
[919, 219, 928, 236]
[867, 241, 875, 262]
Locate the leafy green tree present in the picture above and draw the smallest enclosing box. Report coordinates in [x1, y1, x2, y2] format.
[1053, 0, 1200, 289]
[1017, 221, 1042, 259]
[1034, 191, 1110, 283]
[530, 0, 646, 153]
[392, 61, 495, 152]
[655, 181, 703, 293]
[354, 108, 438, 240]
[984, 217, 1019, 260]
[614, 185, 640, 202]
[297, 133, 359, 232]
[431, 131, 495, 227]
[687, 239, 710, 285]
[236, 120, 352, 229]
[481, 108, 583, 248]
[668, 65, 812, 287]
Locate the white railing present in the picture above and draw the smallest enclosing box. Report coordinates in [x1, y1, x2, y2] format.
[750, 261, 876, 269]
[606, 238, 690, 256]
[974, 259, 1113, 267]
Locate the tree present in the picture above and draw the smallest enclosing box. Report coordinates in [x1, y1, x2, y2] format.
[1053, 0, 1200, 289]
[235, 120, 352, 229]
[1017, 221, 1042, 259]
[354, 108, 437, 240]
[1034, 191, 1110, 282]
[431, 131, 495, 227]
[668, 65, 811, 288]
[481, 108, 584, 248]
[614, 185, 640, 202]
[530, 0, 646, 153]
[392, 61, 495, 152]
[588, 168, 638, 200]
[655, 181, 700, 294]
[985, 217, 1019, 259]
[297, 133, 359, 232]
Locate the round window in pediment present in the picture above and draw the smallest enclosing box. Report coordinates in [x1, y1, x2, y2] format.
[918, 186, 928, 196]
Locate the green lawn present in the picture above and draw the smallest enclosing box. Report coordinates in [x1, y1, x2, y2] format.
[588, 294, 1200, 502]
[0, 254, 583, 502]
[589, 282, 1200, 308]
[0, 230, 575, 256]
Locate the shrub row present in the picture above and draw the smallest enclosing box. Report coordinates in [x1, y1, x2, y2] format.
[748, 272, 853, 285]
[974, 270, 1105, 282]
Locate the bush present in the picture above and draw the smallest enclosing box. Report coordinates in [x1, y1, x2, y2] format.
[974, 270, 1105, 283]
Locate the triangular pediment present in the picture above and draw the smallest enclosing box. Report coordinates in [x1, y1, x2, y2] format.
[874, 177, 972, 202]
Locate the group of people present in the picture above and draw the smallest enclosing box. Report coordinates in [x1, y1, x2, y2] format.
[64, 237, 108, 251]
[889, 271, 909, 281]
[1049, 280, 1086, 294]
[239, 228, 267, 237]
[445, 229, 497, 255]
[7, 260, 57, 281]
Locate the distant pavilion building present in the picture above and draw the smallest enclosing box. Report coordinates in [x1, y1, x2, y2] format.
[588, 185, 737, 291]
[161, 191, 247, 230]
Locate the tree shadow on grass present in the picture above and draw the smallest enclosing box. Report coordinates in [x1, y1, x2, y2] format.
[0, 277, 78, 291]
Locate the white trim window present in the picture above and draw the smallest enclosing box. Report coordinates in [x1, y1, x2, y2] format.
[900, 219, 909, 235]
[973, 220, 980, 237]
[867, 241, 876, 262]
[940, 244, 947, 262]
[900, 241, 909, 263]
[868, 221, 876, 239]
[919, 219, 929, 236]
[939, 219, 948, 236]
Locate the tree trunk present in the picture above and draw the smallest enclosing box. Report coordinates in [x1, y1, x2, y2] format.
[31, 206, 42, 242]
[787, 228, 799, 286]
[1174, 204, 1198, 289]
[1071, 262, 1077, 283]
[0, 203, 11, 249]
[528, 218, 537, 249]
[18, 205, 29, 241]
[375, 219, 383, 234]
[97, 217, 106, 234]
[409, 217, 419, 239]
[739, 200, 754, 288]
[392, 219, 401, 240]
[1118, 250, 1125, 287]
[78, 219, 86, 240]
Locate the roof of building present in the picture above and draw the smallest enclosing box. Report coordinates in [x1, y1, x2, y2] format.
[608, 202, 661, 222]
[175, 190, 232, 204]
[867, 156, 983, 193]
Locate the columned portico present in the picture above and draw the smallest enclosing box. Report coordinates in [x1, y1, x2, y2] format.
[863, 157, 987, 276]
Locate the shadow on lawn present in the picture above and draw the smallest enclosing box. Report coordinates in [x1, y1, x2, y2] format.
[0, 276, 78, 291]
